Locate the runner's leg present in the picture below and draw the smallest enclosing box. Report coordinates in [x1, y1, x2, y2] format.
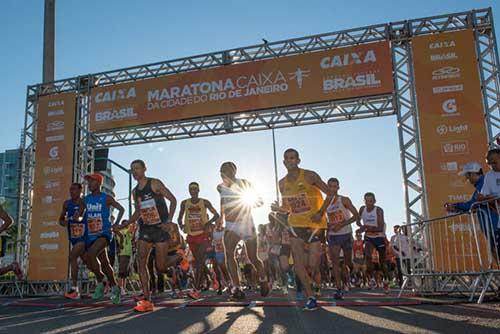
[224, 231, 241, 287]
[137, 239, 154, 300]
[290, 238, 313, 298]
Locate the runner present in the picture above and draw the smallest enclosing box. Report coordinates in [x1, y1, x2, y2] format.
[0, 204, 22, 280]
[217, 161, 270, 300]
[84, 173, 125, 304]
[212, 218, 229, 295]
[275, 148, 330, 311]
[116, 222, 135, 295]
[59, 183, 86, 299]
[358, 192, 390, 293]
[351, 232, 366, 287]
[114, 160, 178, 312]
[177, 182, 220, 292]
[322, 177, 359, 300]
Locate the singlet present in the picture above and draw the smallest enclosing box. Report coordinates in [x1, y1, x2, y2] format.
[361, 206, 385, 238]
[212, 229, 225, 254]
[134, 178, 169, 226]
[184, 198, 209, 236]
[282, 169, 326, 229]
[85, 192, 110, 241]
[66, 199, 86, 241]
[326, 195, 352, 236]
[218, 179, 253, 224]
[118, 229, 133, 257]
[353, 240, 365, 260]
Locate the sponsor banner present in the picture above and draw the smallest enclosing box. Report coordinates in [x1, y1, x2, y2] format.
[90, 42, 394, 131]
[28, 93, 76, 280]
[413, 30, 490, 272]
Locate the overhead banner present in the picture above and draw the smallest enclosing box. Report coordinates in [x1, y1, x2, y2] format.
[413, 29, 490, 272]
[89, 41, 394, 131]
[28, 93, 76, 280]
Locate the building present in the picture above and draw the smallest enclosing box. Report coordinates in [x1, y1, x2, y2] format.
[0, 149, 21, 220]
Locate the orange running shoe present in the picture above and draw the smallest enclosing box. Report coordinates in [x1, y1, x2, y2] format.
[64, 290, 81, 300]
[187, 290, 201, 300]
[134, 299, 154, 312]
[180, 257, 190, 272]
[212, 278, 220, 291]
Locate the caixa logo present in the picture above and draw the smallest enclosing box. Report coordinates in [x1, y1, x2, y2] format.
[94, 87, 136, 103]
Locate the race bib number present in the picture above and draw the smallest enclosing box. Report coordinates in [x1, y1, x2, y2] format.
[70, 223, 85, 238]
[88, 217, 103, 235]
[140, 198, 162, 225]
[328, 210, 345, 232]
[187, 209, 203, 232]
[214, 239, 224, 253]
[287, 193, 311, 214]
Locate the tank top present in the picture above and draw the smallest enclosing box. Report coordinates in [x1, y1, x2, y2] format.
[282, 169, 326, 229]
[85, 192, 110, 240]
[326, 195, 352, 236]
[361, 206, 385, 238]
[184, 198, 209, 236]
[218, 179, 253, 224]
[212, 229, 225, 254]
[134, 178, 169, 226]
[66, 199, 86, 240]
[118, 229, 133, 257]
[353, 240, 364, 260]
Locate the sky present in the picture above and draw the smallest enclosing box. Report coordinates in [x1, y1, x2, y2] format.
[1, 0, 498, 236]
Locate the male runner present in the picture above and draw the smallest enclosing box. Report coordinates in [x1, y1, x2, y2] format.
[352, 232, 366, 287]
[322, 178, 359, 300]
[212, 218, 229, 294]
[0, 204, 22, 279]
[358, 192, 390, 293]
[84, 173, 125, 304]
[276, 148, 330, 311]
[59, 183, 86, 299]
[217, 161, 270, 300]
[116, 160, 178, 312]
[178, 182, 220, 292]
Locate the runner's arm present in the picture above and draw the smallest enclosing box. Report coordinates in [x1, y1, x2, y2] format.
[74, 198, 86, 221]
[58, 201, 68, 228]
[177, 200, 186, 230]
[357, 206, 365, 229]
[153, 179, 177, 223]
[341, 197, 360, 227]
[204, 199, 220, 225]
[107, 195, 125, 229]
[120, 192, 141, 229]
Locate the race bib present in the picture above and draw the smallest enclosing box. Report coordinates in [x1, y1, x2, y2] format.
[88, 217, 103, 235]
[327, 210, 345, 231]
[187, 209, 203, 232]
[287, 193, 311, 214]
[70, 223, 85, 238]
[355, 249, 364, 259]
[214, 239, 224, 253]
[140, 198, 162, 225]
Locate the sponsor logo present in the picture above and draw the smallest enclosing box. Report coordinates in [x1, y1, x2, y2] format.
[433, 85, 463, 94]
[440, 161, 458, 173]
[432, 66, 460, 81]
[429, 41, 456, 49]
[48, 110, 64, 117]
[41, 195, 59, 205]
[450, 177, 468, 188]
[43, 166, 63, 176]
[94, 88, 137, 103]
[442, 98, 457, 114]
[87, 203, 103, 212]
[40, 243, 59, 251]
[48, 146, 59, 160]
[42, 221, 58, 227]
[441, 140, 469, 155]
[45, 180, 61, 190]
[320, 50, 377, 69]
[45, 135, 64, 142]
[47, 121, 64, 132]
[288, 68, 310, 88]
[435, 124, 469, 135]
[323, 73, 381, 92]
[448, 194, 470, 202]
[448, 223, 472, 233]
[95, 108, 137, 122]
[48, 101, 64, 107]
[40, 231, 59, 239]
[430, 53, 458, 61]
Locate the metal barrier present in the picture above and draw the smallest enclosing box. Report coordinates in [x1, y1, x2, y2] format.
[399, 197, 500, 303]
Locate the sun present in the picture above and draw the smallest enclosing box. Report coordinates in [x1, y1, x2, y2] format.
[241, 187, 261, 207]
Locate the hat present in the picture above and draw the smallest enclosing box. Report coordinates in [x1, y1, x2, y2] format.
[458, 162, 481, 176]
[84, 173, 103, 185]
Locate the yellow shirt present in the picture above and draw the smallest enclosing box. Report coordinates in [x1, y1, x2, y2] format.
[282, 169, 326, 229]
[184, 198, 209, 236]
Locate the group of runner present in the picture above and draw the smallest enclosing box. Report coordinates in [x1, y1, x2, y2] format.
[57, 149, 396, 312]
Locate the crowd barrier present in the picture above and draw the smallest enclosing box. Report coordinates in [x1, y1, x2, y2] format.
[398, 197, 500, 303]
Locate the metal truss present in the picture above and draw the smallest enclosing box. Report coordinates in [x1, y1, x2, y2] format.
[89, 95, 395, 148]
[10, 8, 499, 292]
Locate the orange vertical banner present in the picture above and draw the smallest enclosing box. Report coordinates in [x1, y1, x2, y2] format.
[413, 30, 490, 272]
[28, 93, 76, 280]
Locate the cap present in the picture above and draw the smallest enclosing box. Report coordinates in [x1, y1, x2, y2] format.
[84, 173, 104, 185]
[458, 162, 481, 176]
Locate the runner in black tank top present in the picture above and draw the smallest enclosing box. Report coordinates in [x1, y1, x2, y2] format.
[114, 159, 181, 312]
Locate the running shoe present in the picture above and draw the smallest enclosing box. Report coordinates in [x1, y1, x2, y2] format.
[303, 297, 318, 311]
[110, 286, 121, 304]
[334, 289, 344, 300]
[368, 278, 377, 290]
[260, 281, 270, 297]
[344, 284, 350, 292]
[92, 284, 105, 300]
[229, 288, 246, 301]
[134, 299, 154, 312]
[64, 290, 81, 300]
[187, 290, 201, 300]
[282, 286, 288, 295]
[383, 281, 390, 295]
[217, 289, 223, 296]
[11, 262, 23, 280]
